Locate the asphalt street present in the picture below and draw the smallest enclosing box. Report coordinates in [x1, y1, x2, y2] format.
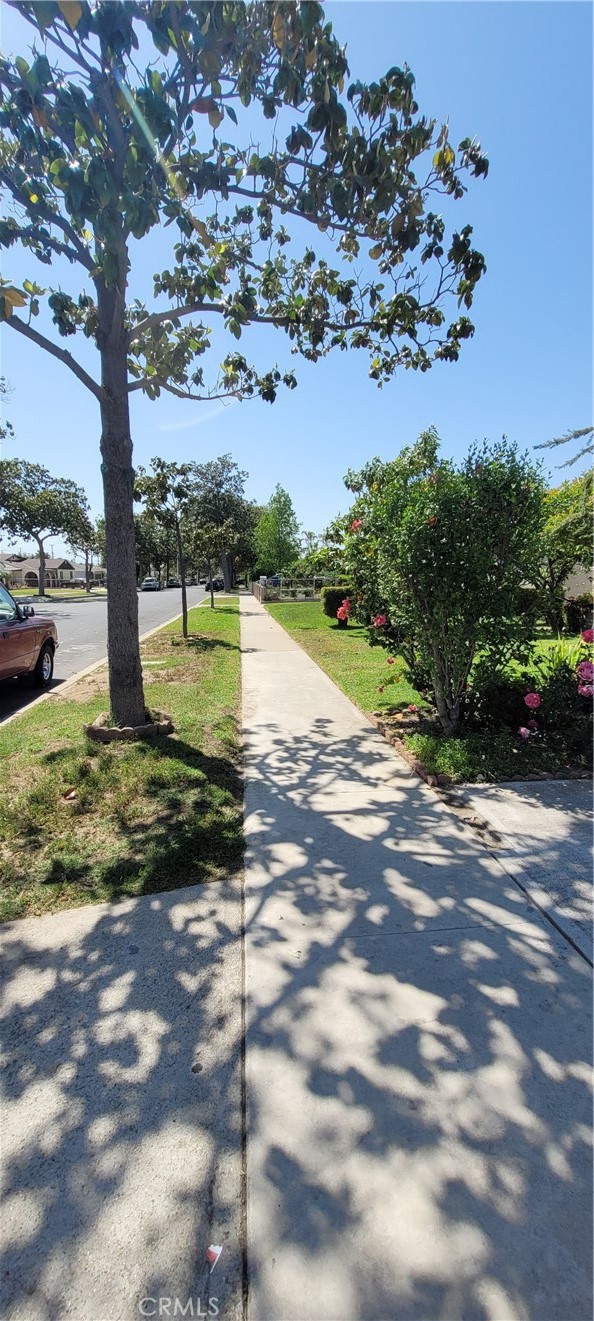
[0, 585, 207, 722]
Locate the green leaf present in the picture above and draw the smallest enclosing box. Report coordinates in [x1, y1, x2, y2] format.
[369, 244, 383, 260]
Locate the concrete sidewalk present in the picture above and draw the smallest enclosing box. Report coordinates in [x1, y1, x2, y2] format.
[1, 884, 243, 1321]
[241, 596, 593, 1321]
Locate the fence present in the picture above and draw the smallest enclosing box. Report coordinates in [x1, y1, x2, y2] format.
[251, 576, 336, 603]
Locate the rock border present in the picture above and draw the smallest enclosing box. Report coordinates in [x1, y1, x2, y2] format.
[371, 714, 591, 789]
[84, 710, 174, 743]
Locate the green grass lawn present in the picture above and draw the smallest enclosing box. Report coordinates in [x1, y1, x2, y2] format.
[0, 603, 242, 922]
[266, 601, 423, 713]
[266, 601, 590, 783]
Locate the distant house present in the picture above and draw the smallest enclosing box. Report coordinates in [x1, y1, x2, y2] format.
[0, 556, 76, 589]
[72, 562, 106, 585]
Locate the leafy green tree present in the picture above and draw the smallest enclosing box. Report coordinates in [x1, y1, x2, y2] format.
[344, 431, 545, 735]
[533, 474, 594, 630]
[0, 458, 91, 596]
[0, 1, 488, 724]
[190, 455, 252, 590]
[535, 425, 593, 469]
[67, 509, 99, 592]
[136, 458, 200, 637]
[255, 484, 300, 574]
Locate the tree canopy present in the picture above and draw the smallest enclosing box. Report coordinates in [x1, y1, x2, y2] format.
[0, 457, 90, 595]
[255, 482, 300, 574]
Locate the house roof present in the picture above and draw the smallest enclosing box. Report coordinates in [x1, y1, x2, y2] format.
[4, 557, 75, 571]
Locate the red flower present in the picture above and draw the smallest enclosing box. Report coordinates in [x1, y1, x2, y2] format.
[350, 518, 363, 532]
[524, 692, 541, 710]
[581, 628, 594, 644]
[372, 614, 388, 627]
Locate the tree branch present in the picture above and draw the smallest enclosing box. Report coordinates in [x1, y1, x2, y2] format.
[8, 315, 103, 401]
[0, 170, 95, 272]
[128, 376, 249, 402]
[128, 300, 370, 346]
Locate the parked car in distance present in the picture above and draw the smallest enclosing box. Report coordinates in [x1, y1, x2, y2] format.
[166, 577, 181, 588]
[205, 577, 224, 591]
[140, 577, 160, 591]
[0, 583, 58, 686]
[267, 574, 281, 587]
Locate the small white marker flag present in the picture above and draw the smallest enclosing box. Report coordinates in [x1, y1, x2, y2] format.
[206, 1245, 223, 1274]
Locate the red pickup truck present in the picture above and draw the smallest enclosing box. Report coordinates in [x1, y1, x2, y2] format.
[0, 583, 58, 686]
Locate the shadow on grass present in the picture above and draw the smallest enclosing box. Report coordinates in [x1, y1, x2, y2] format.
[5, 731, 243, 909]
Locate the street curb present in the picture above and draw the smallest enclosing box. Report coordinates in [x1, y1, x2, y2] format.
[0, 599, 209, 729]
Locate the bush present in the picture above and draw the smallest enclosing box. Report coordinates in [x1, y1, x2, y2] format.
[463, 669, 528, 731]
[564, 593, 593, 634]
[464, 639, 592, 765]
[321, 586, 352, 619]
[515, 585, 542, 620]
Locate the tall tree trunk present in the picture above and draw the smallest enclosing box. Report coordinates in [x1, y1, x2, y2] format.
[85, 547, 91, 594]
[175, 516, 188, 639]
[98, 284, 146, 729]
[34, 535, 46, 598]
[208, 558, 215, 609]
[220, 550, 232, 592]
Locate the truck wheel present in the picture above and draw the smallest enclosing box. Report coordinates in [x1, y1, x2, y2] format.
[34, 642, 54, 687]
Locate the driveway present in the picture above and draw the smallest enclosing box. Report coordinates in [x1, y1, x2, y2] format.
[458, 780, 593, 963]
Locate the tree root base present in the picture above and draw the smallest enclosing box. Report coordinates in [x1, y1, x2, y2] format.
[84, 710, 174, 742]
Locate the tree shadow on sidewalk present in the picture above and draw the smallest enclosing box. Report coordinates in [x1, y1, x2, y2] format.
[243, 717, 593, 1320]
[1, 879, 244, 1320]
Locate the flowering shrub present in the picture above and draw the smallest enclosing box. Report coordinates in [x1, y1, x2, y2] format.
[524, 692, 541, 709]
[582, 629, 594, 644]
[336, 597, 351, 624]
[344, 431, 545, 735]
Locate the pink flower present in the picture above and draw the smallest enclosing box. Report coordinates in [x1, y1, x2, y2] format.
[578, 683, 594, 697]
[372, 614, 388, 627]
[581, 629, 594, 644]
[350, 518, 363, 532]
[407, 704, 418, 713]
[518, 726, 531, 739]
[524, 692, 541, 709]
[577, 660, 594, 682]
[528, 719, 538, 731]
[387, 657, 395, 665]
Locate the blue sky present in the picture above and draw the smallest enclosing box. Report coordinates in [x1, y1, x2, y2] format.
[0, 1, 592, 555]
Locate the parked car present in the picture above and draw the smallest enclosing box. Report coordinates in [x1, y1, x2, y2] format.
[166, 577, 181, 588]
[267, 574, 281, 587]
[205, 577, 224, 591]
[0, 583, 58, 686]
[140, 577, 160, 591]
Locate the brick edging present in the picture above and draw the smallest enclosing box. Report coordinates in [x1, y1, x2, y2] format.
[370, 714, 592, 789]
